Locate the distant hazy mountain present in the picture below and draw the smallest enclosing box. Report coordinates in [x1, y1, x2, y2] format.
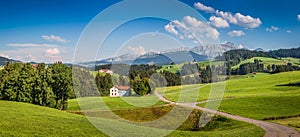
[254, 48, 266, 52]
[80, 51, 208, 67]
[191, 42, 243, 58]
[79, 42, 242, 67]
[0, 56, 20, 66]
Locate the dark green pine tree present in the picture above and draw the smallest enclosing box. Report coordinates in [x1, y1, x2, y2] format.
[15, 63, 35, 103]
[131, 77, 151, 96]
[0, 62, 21, 101]
[50, 62, 72, 110]
[32, 63, 54, 106]
[95, 73, 113, 96]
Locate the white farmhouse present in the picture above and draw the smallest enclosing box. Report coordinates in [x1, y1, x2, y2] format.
[99, 69, 114, 74]
[110, 85, 131, 97]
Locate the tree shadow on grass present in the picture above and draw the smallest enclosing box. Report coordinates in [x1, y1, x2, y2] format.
[276, 82, 300, 87]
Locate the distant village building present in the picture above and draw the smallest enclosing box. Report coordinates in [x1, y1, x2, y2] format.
[31, 64, 38, 69]
[110, 85, 131, 97]
[99, 69, 114, 74]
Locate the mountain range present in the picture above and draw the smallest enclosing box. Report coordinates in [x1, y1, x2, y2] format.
[80, 42, 243, 67]
[0, 56, 20, 66]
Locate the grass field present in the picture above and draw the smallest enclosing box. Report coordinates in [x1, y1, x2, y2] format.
[197, 61, 225, 68]
[163, 71, 300, 132]
[159, 71, 300, 129]
[0, 100, 264, 136]
[282, 57, 300, 65]
[271, 117, 300, 132]
[3, 67, 300, 136]
[68, 95, 166, 111]
[157, 64, 183, 74]
[162, 71, 300, 102]
[157, 61, 225, 74]
[193, 71, 300, 129]
[232, 57, 300, 69]
[0, 101, 107, 136]
[211, 96, 300, 120]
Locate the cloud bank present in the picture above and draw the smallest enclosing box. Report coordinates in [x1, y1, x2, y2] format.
[42, 35, 69, 43]
[165, 16, 220, 44]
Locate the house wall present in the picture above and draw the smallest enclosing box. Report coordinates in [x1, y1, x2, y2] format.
[110, 87, 119, 97]
[110, 87, 131, 97]
[118, 90, 131, 96]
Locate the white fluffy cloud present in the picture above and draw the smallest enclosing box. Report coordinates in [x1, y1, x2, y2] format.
[297, 15, 300, 21]
[42, 35, 69, 43]
[286, 30, 292, 33]
[216, 11, 262, 28]
[45, 48, 60, 55]
[24, 54, 37, 61]
[234, 13, 262, 28]
[194, 2, 215, 13]
[193, 2, 262, 29]
[0, 53, 9, 58]
[45, 48, 62, 62]
[216, 10, 237, 24]
[7, 43, 57, 47]
[266, 26, 279, 32]
[2, 47, 66, 63]
[165, 24, 179, 36]
[228, 30, 245, 37]
[127, 46, 146, 55]
[165, 16, 220, 43]
[209, 16, 229, 28]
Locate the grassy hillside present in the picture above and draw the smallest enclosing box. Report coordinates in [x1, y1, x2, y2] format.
[160, 71, 300, 120]
[156, 61, 225, 74]
[232, 57, 300, 69]
[215, 96, 300, 120]
[68, 96, 166, 111]
[0, 100, 264, 136]
[0, 101, 106, 136]
[198, 72, 300, 125]
[271, 117, 300, 132]
[68, 98, 264, 137]
[162, 71, 300, 102]
[157, 64, 184, 74]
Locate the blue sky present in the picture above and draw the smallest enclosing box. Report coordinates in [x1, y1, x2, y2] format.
[0, 0, 300, 63]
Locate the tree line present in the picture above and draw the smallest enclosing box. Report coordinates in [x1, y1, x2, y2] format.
[0, 62, 72, 110]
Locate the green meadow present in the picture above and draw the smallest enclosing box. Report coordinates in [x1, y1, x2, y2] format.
[232, 57, 300, 69]
[159, 71, 300, 131]
[271, 117, 300, 132]
[68, 95, 166, 111]
[157, 64, 184, 73]
[162, 71, 300, 103]
[0, 101, 107, 136]
[1, 66, 300, 136]
[0, 100, 264, 137]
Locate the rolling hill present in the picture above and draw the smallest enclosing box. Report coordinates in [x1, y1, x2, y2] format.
[80, 42, 242, 67]
[232, 57, 300, 69]
[0, 99, 264, 136]
[0, 101, 106, 136]
[0, 56, 20, 66]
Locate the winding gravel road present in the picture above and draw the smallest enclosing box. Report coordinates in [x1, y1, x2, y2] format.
[154, 92, 300, 137]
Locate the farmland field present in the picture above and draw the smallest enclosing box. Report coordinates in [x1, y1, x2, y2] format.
[159, 71, 300, 130]
[162, 71, 300, 103]
[271, 117, 300, 132]
[0, 101, 107, 136]
[157, 64, 183, 73]
[68, 95, 166, 111]
[0, 100, 264, 136]
[232, 57, 300, 69]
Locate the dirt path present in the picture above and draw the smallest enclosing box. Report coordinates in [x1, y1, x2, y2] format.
[154, 92, 300, 137]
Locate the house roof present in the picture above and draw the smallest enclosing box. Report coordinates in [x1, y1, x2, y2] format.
[115, 85, 130, 90]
